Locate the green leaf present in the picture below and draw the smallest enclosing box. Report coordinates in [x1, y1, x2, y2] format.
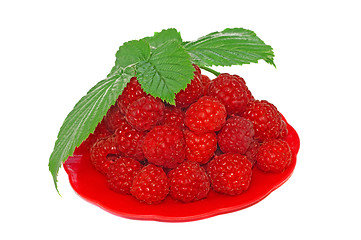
[184, 28, 275, 67]
[143, 28, 182, 49]
[108, 29, 182, 77]
[136, 40, 194, 105]
[49, 67, 135, 192]
[108, 39, 150, 77]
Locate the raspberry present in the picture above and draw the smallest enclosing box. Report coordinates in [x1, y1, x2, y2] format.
[131, 164, 169, 204]
[142, 125, 185, 168]
[168, 161, 210, 202]
[201, 74, 211, 94]
[114, 125, 145, 161]
[185, 96, 227, 133]
[159, 105, 185, 130]
[256, 139, 292, 173]
[217, 116, 255, 154]
[245, 139, 260, 166]
[116, 77, 147, 114]
[175, 67, 204, 108]
[125, 95, 165, 131]
[93, 120, 113, 139]
[208, 73, 250, 116]
[106, 157, 143, 194]
[184, 130, 217, 164]
[207, 153, 252, 195]
[243, 100, 284, 141]
[90, 136, 120, 175]
[103, 105, 128, 133]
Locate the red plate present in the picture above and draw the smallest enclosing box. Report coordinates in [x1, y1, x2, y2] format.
[63, 116, 300, 222]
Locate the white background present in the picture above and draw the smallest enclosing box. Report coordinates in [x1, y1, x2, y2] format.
[1, 0, 360, 239]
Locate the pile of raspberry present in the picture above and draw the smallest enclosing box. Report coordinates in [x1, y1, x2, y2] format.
[78, 65, 292, 204]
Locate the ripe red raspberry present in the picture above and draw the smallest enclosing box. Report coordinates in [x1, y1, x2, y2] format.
[245, 139, 260, 166]
[131, 164, 169, 204]
[217, 116, 255, 154]
[90, 136, 120, 175]
[201, 74, 211, 94]
[114, 125, 145, 161]
[93, 120, 112, 137]
[243, 100, 284, 141]
[125, 95, 165, 131]
[168, 161, 210, 202]
[93, 119, 113, 138]
[185, 96, 227, 133]
[142, 125, 185, 168]
[184, 130, 217, 164]
[256, 139, 292, 173]
[208, 73, 250, 116]
[207, 153, 252, 195]
[159, 105, 185, 130]
[103, 105, 128, 133]
[116, 77, 147, 114]
[175, 69, 204, 108]
[106, 157, 143, 194]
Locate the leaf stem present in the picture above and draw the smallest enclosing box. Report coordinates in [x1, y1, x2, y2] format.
[199, 66, 220, 77]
